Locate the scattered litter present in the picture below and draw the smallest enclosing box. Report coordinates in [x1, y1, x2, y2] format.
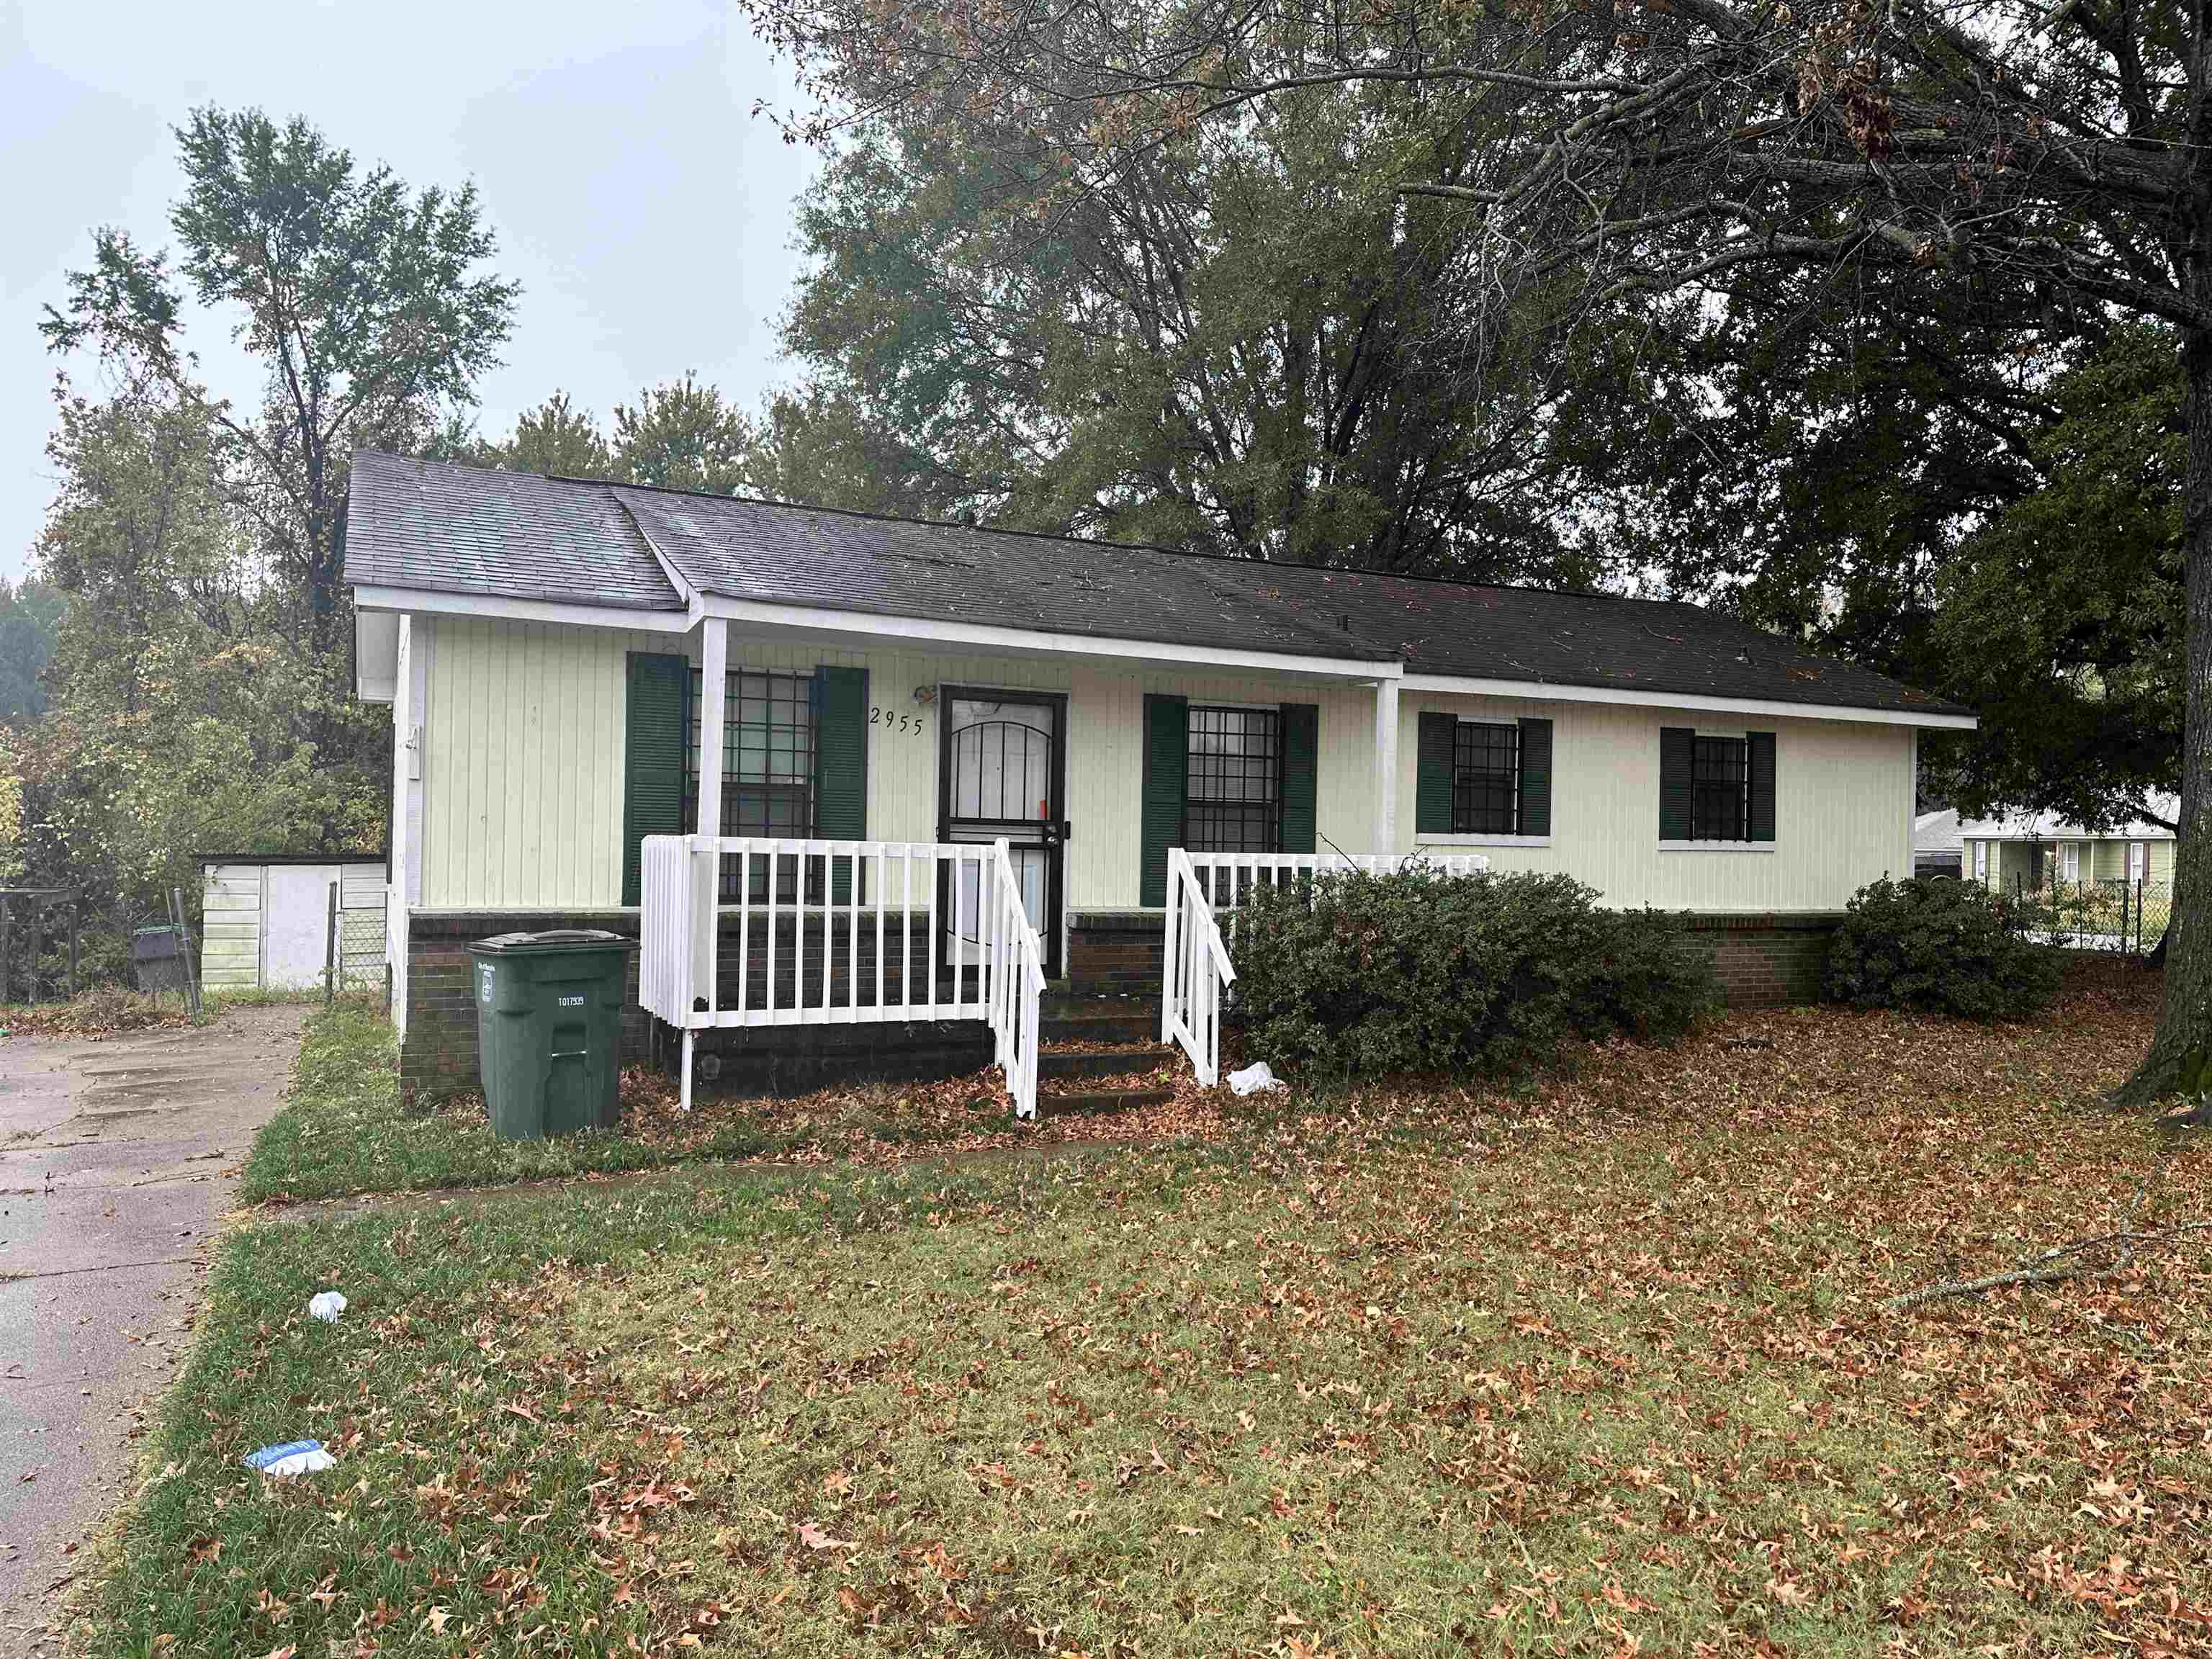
[242, 1440, 335, 1478]
[306, 1291, 347, 1323]
[1228, 1061, 1285, 1097]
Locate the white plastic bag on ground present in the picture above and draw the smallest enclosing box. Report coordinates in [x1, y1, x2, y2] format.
[307, 1291, 347, 1323]
[1228, 1061, 1285, 1097]
[243, 1440, 336, 1478]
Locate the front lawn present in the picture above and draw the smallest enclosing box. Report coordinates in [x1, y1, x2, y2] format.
[84, 965, 2212, 1656]
[238, 999, 1104, 1202]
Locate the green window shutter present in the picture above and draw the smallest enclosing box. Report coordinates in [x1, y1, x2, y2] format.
[1658, 727, 1694, 840]
[814, 665, 870, 902]
[1517, 717, 1553, 837]
[622, 652, 691, 907]
[1414, 711, 1456, 835]
[1747, 729, 1776, 842]
[1279, 703, 1318, 854]
[1139, 694, 1188, 907]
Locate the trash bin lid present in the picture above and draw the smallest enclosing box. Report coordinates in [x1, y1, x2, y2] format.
[468, 928, 634, 954]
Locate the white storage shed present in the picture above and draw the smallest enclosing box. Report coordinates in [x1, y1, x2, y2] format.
[199, 855, 388, 992]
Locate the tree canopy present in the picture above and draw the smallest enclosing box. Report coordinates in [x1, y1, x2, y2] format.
[6, 107, 516, 987]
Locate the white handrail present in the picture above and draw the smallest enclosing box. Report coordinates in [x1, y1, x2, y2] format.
[1161, 849, 1488, 1087]
[985, 839, 1047, 1118]
[1161, 848, 1236, 1085]
[637, 834, 1045, 1118]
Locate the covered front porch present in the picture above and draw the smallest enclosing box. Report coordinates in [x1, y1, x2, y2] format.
[611, 611, 1419, 1115]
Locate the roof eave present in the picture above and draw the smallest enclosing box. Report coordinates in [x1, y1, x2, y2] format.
[1398, 670, 1977, 729]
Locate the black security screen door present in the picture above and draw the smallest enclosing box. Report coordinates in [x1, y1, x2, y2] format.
[938, 690, 1067, 977]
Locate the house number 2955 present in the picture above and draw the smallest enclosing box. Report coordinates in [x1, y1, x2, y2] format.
[870, 707, 925, 735]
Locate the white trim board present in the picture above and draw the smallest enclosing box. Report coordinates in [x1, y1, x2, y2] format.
[1402, 674, 1977, 729]
[353, 584, 693, 634]
[353, 583, 1398, 680]
[696, 593, 1402, 680]
[1419, 834, 1552, 849]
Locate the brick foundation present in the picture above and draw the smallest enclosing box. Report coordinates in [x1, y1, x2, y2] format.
[401, 909, 995, 1103]
[1673, 911, 1840, 1007]
[1066, 906, 1840, 1010]
[1066, 909, 1165, 997]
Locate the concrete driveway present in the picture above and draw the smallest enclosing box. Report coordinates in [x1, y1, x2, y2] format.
[0, 1004, 306, 1655]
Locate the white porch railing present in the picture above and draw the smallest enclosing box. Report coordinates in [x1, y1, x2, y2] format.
[1160, 850, 1491, 1086]
[639, 835, 1046, 1119]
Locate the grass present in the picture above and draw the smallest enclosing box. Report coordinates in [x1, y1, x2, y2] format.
[81, 964, 2212, 1656]
[235, 999, 1020, 1202]
[238, 1000, 1202, 1205]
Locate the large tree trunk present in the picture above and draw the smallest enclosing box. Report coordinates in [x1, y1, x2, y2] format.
[2119, 321, 2212, 1102]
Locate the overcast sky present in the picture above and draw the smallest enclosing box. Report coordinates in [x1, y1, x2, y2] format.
[1, 0, 818, 583]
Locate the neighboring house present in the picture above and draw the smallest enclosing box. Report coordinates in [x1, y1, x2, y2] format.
[1913, 808, 1963, 878]
[345, 452, 1976, 1100]
[1959, 800, 2176, 892]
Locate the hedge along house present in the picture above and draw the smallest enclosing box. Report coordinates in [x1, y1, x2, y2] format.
[348, 452, 1977, 1108]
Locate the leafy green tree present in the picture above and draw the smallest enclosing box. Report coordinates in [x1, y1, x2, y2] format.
[610, 373, 760, 495]
[483, 390, 613, 479]
[19, 376, 379, 948]
[1923, 326, 2183, 833]
[768, 112, 1619, 577]
[41, 106, 519, 637]
[0, 577, 66, 727]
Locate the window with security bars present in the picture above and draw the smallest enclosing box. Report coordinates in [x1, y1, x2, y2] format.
[1185, 706, 1281, 854]
[1452, 721, 1520, 834]
[686, 667, 817, 900]
[1690, 734, 1750, 841]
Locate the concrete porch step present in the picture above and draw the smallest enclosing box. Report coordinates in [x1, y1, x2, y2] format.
[1037, 1043, 1172, 1082]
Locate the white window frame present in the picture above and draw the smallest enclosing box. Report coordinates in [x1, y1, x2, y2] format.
[1974, 841, 1989, 881]
[2130, 841, 2148, 882]
[2060, 842, 2080, 883]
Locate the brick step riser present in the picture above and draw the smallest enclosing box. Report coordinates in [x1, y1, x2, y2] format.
[1040, 1019, 1159, 1048]
[1037, 1048, 1170, 1081]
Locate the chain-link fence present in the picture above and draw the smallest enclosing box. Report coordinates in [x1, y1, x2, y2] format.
[2008, 876, 2171, 956]
[326, 902, 389, 1000]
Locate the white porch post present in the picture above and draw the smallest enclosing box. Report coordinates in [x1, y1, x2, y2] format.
[698, 616, 728, 838]
[1372, 678, 1401, 855]
[685, 618, 729, 1108]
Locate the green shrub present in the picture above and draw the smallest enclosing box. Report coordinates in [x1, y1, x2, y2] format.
[1824, 875, 2062, 1020]
[1228, 864, 1718, 1079]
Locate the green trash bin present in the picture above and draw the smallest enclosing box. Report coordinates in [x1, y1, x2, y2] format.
[466, 930, 636, 1141]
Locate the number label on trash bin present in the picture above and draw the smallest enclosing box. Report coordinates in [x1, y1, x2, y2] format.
[478, 963, 494, 1005]
[557, 994, 584, 1007]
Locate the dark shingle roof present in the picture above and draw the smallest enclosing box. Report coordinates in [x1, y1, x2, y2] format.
[1238, 564, 1968, 715]
[346, 451, 683, 611]
[345, 451, 1969, 716]
[611, 487, 1377, 660]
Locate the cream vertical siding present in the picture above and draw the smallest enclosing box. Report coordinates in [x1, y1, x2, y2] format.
[199, 865, 263, 989]
[1393, 691, 1915, 911]
[417, 614, 1920, 915]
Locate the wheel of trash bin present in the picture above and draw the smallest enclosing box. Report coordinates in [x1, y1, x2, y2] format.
[697, 1052, 722, 1082]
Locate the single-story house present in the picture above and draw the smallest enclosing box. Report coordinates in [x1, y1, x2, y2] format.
[1912, 808, 1963, 878]
[1960, 800, 2176, 892]
[346, 451, 1976, 1102]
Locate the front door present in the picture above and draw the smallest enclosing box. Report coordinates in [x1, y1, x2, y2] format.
[940, 689, 1066, 976]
